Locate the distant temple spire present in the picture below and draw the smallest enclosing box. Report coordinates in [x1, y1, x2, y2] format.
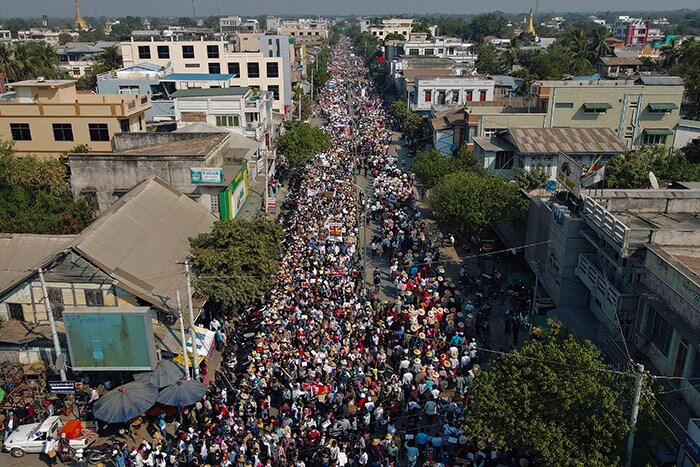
[73, 0, 89, 30]
[524, 8, 536, 35]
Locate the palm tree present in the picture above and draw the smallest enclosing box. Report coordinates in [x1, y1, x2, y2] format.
[0, 43, 23, 81]
[661, 39, 680, 71]
[92, 46, 123, 75]
[502, 37, 521, 72]
[588, 25, 612, 60]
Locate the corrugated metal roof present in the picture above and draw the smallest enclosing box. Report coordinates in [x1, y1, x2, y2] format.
[507, 127, 627, 155]
[636, 76, 685, 86]
[67, 177, 217, 317]
[599, 56, 642, 66]
[473, 137, 516, 152]
[0, 234, 77, 296]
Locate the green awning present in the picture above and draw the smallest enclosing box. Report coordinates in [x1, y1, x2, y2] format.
[583, 103, 613, 111]
[644, 128, 674, 136]
[648, 102, 678, 111]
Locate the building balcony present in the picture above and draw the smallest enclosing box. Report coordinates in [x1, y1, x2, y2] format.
[0, 94, 151, 119]
[581, 197, 631, 255]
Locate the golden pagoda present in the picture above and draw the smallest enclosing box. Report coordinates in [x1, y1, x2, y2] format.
[73, 0, 89, 30]
[524, 8, 536, 36]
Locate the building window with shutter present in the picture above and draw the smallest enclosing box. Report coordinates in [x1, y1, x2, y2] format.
[84, 289, 104, 307]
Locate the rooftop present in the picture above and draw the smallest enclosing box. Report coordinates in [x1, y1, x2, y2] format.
[161, 73, 236, 82]
[507, 127, 627, 155]
[116, 135, 224, 157]
[599, 56, 642, 66]
[8, 79, 75, 88]
[647, 244, 700, 288]
[171, 87, 251, 98]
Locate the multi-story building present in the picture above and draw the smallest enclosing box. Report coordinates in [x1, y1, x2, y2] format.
[368, 19, 415, 40]
[613, 16, 651, 46]
[412, 77, 494, 112]
[219, 16, 242, 33]
[56, 43, 109, 78]
[266, 17, 281, 34]
[280, 19, 329, 45]
[121, 36, 292, 114]
[459, 77, 684, 151]
[0, 30, 11, 42]
[16, 29, 65, 46]
[386, 36, 477, 69]
[0, 79, 150, 156]
[172, 87, 273, 149]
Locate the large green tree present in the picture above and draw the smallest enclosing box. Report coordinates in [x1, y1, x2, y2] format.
[429, 170, 526, 235]
[189, 218, 283, 312]
[468, 13, 509, 41]
[277, 120, 331, 168]
[670, 39, 700, 115]
[413, 147, 481, 187]
[475, 42, 505, 75]
[464, 326, 635, 466]
[606, 146, 700, 188]
[0, 146, 95, 234]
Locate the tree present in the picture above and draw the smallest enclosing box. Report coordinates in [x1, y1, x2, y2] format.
[383, 33, 405, 41]
[476, 42, 505, 75]
[58, 32, 74, 45]
[671, 40, 700, 115]
[605, 146, 700, 188]
[464, 325, 635, 466]
[0, 146, 95, 234]
[429, 171, 526, 236]
[92, 46, 123, 74]
[413, 147, 481, 187]
[189, 218, 283, 313]
[277, 121, 331, 168]
[502, 38, 521, 72]
[513, 161, 549, 191]
[468, 13, 509, 41]
[681, 138, 700, 163]
[0, 43, 23, 81]
[588, 25, 612, 60]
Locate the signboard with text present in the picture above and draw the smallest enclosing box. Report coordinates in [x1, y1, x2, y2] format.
[556, 152, 584, 198]
[48, 380, 76, 394]
[190, 167, 224, 184]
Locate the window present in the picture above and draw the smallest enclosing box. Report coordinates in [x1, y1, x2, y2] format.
[645, 307, 673, 356]
[208, 63, 221, 74]
[437, 91, 446, 105]
[185, 63, 200, 68]
[215, 115, 240, 127]
[495, 151, 514, 169]
[555, 102, 574, 109]
[247, 62, 260, 78]
[8, 303, 24, 321]
[10, 123, 31, 141]
[424, 90, 432, 102]
[246, 112, 259, 123]
[266, 62, 279, 78]
[88, 123, 109, 142]
[483, 128, 505, 137]
[207, 45, 220, 59]
[120, 119, 130, 133]
[268, 85, 280, 100]
[425, 48, 434, 55]
[113, 189, 128, 198]
[157, 45, 170, 59]
[210, 194, 220, 217]
[137, 45, 151, 59]
[182, 45, 195, 59]
[47, 287, 64, 316]
[52, 123, 74, 142]
[643, 133, 667, 145]
[409, 48, 419, 55]
[118, 85, 140, 94]
[466, 90, 473, 102]
[228, 62, 240, 75]
[84, 289, 104, 307]
[583, 103, 611, 113]
[479, 90, 487, 102]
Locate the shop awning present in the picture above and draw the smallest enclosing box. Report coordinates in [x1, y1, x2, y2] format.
[583, 103, 613, 111]
[644, 128, 674, 136]
[648, 103, 678, 112]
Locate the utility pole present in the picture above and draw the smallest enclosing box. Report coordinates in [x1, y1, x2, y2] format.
[183, 260, 200, 378]
[38, 268, 66, 381]
[625, 363, 645, 467]
[175, 291, 190, 380]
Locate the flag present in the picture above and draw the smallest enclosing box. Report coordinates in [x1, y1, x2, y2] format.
[581, 164, 605, 187]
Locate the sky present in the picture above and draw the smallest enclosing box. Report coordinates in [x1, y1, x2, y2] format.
[2, 0, 699, 18]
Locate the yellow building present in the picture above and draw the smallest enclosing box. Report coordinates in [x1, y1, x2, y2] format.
[0, 79, 150, 156]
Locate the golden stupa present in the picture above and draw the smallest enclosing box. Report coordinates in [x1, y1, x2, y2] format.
[524, 8, 536, 35]
[73, 0, 89, 30]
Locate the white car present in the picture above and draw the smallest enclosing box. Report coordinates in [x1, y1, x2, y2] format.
[2, 416, 92, 458]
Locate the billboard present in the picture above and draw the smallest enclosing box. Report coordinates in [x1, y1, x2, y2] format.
[64, 308, 157, 371]
[190, 167, 224, 184]
[556, 152, 584, 198]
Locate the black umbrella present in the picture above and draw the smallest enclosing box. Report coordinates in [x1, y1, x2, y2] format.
[93, 381, 158, 423]
[134, 360, 185, 388]
[157, 379, 207, 406]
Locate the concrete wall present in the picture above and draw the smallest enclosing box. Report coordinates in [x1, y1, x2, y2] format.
[674, 122, 700, 149]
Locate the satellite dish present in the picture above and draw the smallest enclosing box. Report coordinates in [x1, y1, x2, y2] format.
[545, 180, 557, 192]
[649, 171, 659, 190]
[55, 353, 66, 371]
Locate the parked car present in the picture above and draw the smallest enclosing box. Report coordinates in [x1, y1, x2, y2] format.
[2, 416, 93, 458]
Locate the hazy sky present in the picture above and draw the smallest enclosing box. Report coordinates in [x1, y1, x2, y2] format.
[2, 0, 699, 18]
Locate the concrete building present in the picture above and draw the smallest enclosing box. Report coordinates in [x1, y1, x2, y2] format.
[596, 56, 642, 79]
[1, 79, 149, 157]
[674, 119, 700, 149]
[121, 36, 292, 114]
[172, 87, 273, 148]
[473, 127, 627, 179]
[219, 16, 242, 33]
[266, 16, 281, 34]
[0, 30, 12, 42]
[68, 131, 258, 218]
[56, 43, 110, 78]
[613, 16, 651, 46]
[16, 29, 63, 46]
[280, 19, 329, 45]
[412, 77, 495, 112]
[385, 36, 477, 70]
[459, 77, 684, 151]
[368, 19, 415, 40]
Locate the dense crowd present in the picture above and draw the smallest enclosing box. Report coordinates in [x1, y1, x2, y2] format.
[1, 38, 534, 467]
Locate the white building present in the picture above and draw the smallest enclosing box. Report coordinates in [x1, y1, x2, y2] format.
[17, 29, 64, 46]
[280, 19, 329, 45]
[0, 30, 11, 43]
[399, 36, 477, 69]
[369, 19, 414, 40]
[266, 17, 281, 34]
[172, 87, 274, 148]
[220, 16, 242, 33]
[412, 77, 495, 112]
[121, 36, 292, 114]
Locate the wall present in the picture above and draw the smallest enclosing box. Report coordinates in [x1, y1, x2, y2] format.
[674, 122, 700, 149]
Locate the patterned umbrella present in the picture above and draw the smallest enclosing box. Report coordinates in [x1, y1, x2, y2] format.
[93, 381, 158, 423]
[134, 360, 185, 388]
[157, 380, 207, 407]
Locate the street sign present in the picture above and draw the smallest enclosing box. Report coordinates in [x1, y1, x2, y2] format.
[48, 380, 76, 394]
